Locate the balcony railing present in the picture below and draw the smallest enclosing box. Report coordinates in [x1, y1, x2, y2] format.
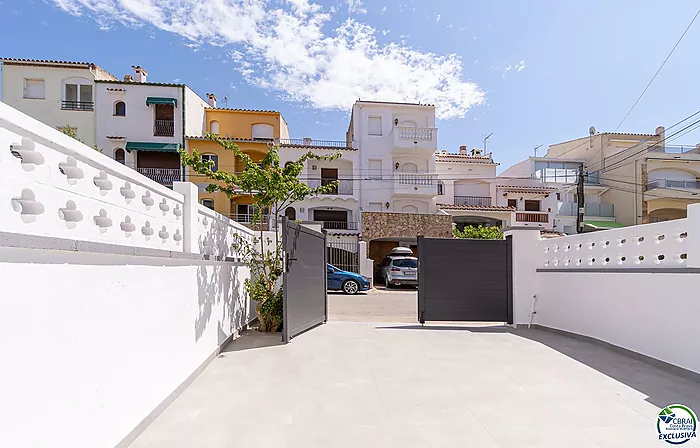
[61, 101, 94, 111]
[516, 212, 549, 223]
[396, 173, 435, 185]
[153, 119, 175, 137]
[647, 178, 700, 190]
[396, 126, 435, 141]
[136, 168, 181, 186]
[306, 221, 359, 231]
[559, 203, 615, 217]
[231, 214, 271, 231]
[279, 138, 352, 148]
[650, 145, 700, 154]
[307, 178, 354, 195]
[454, 196, 492, 207]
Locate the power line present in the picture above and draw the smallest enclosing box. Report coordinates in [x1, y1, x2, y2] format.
[614, 7, 700, 131]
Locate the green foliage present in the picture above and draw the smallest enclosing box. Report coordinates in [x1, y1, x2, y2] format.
[179, 134, 341, 331]
[453, 225, 504, 240]
[58, 124, 103, 153]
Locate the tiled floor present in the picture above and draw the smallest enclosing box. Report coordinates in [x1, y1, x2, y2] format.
[129, 322, 700, 448]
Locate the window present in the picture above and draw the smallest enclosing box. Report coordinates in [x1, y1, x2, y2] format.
[201, 154, 218, 172]
[285, 207, 296, 220]
[62, 79, 93, 110]
[210, 120, 220, 135]
[524, 200, 541, 212]
[556, 192, 561, 201]
[534, 161, 579, 183]
[368, 116, 382, 136]
[154, 104, 175, 136]
[437, 181, 445, 195]
[251, 123, 274, 140]
[23, 79, 45, 99]
[368, 159, 382, 179]
[114, 101, 126, 116]
[368, 202, 383, 212]
[393, 259, 417, 268]
[201, 199, 215, 210]
[507, 199, 518, 209]
[114, 148, 125, 164]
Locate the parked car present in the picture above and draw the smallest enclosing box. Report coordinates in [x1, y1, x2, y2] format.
[327, 264, 370, 295]
[380, 256, 418, 288]
[375, 246, 415, 279]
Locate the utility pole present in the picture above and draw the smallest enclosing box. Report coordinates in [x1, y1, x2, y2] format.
[483, 133, 493, 152]
[577, 163, 585, 233]
[533, 144, 543, 157]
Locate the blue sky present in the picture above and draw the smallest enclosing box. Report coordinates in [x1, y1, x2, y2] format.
[2, 0, 700, 171]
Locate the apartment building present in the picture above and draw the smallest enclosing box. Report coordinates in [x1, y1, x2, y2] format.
[0, 58, 118, 146]
[96, 66, 208, 187]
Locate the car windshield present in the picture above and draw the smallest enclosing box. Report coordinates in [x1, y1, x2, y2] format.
[393, 259, 417, 268]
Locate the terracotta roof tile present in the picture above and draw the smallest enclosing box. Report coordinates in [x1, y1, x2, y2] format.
[438, 204, 515, 211]
[280, 143, 357, 151]
[435, 153, 495, 163]
[0, 57, 94, 67]
[208, 107, 280, 113]
[497, 185, 558, 193]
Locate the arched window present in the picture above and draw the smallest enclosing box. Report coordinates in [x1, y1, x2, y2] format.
[201, 154, 218, 172]
[210, 120, 220, 135]
[251, 123, 274, 140]
[285, 207, 297, 220]
[437, 180, 445, 195]
[114, 148, 125, 164]
[402, 205, 419, 213]
[114, 101, 126, 116]
[399, 162, 419, 173]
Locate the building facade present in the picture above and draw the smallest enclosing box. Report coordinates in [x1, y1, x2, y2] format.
[1, 58, 118, 147]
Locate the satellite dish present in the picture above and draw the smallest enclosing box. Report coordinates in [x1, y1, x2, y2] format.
[589, 126, 596, 136]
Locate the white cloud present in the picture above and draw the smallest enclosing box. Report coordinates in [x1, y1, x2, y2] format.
[382, 29, 390, 35]
[435, 14, 440, 23]
[346, 0, 366, 14]
[380, 6, 387, 13]
[515, 60, 526, 72]
[51, 0, 484, 119]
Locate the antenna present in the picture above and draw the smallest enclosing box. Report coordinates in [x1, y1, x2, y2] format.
[483, 132, 493, 152]
[533, 144, 543, 157]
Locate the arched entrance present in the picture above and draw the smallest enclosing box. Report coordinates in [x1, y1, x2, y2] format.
[285, 206, 297, 220]
[648, 208, 686, 223]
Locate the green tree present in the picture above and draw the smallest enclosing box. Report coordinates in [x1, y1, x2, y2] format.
[179, 134, 340, 332]
[453, 225, 504, 240]
[58, 124, 102, 153]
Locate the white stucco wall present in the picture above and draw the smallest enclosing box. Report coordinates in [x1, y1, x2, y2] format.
[1, 64, 98, 146]
[184, 86, 208, 137]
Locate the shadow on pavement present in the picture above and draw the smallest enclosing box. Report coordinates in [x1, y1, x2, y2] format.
[220, 328, 285, 353]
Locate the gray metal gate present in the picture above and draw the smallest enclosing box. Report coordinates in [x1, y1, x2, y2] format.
[282, 218, 328, 342]
[417, 235, 513, 324]
[326, 234, 360, 273]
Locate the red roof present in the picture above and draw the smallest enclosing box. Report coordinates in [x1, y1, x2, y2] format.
[438, 204, 515, 212]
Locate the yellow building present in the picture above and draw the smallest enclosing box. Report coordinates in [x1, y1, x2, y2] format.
[184, 99, 290, 224]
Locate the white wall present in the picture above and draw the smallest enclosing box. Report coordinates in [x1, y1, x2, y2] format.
[1, 64, 98, 146]
[184, 86, 208, 137]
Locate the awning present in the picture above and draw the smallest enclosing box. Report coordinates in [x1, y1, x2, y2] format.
[583, 220, 625, 230]
[125, 142, 181, 152]
[146, 97, 177, 106]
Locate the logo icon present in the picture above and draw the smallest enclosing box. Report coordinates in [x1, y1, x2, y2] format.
[657, 404, 697, 445]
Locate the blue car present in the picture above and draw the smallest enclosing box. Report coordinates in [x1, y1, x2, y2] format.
[327, 264, 371, 295]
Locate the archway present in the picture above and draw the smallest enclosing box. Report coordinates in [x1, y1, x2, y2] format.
[399, 162, 418, 173]
[648, 208, 686, 223]
[285, 206, 296, 220]
[114, 148, 125, 164]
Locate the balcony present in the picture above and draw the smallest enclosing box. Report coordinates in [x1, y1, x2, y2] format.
[559, 202, 615, 217]
[305, 221, 359, 231]
[307, 178, 354, 195]
[454, 196, 492, 207]
[279, 138, 353, 149]
[136, 168, 181, 187]
[647, 178, 700, 190]
[516, 212, 549, 224]
[231, 214, 271, 231]
[393, 173, 438, 196]
[392, 126, 437, 153]
[153, 119, 175, 137]
[61, 101, 94, 111]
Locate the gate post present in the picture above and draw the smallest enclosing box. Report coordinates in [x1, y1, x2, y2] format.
[503, 228, 541, 327]
[172, 182, 199, 254]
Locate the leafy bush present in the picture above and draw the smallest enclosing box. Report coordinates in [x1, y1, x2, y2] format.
[453, 225, 504, 240]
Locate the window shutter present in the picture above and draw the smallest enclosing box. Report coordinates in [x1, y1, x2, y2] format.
[368, 117, 382, 135]
[368, 159, 382, 179]
[24, 79, 45, 99]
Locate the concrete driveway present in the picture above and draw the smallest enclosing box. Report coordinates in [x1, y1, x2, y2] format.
[328, 287, 417, 323]
[128, 321, 700, 448]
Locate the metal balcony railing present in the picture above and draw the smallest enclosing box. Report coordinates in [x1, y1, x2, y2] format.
[647, 178, 700, 190]
[136, 168, 181, 186]
[516, 212, 549, 223]
[396, 173, 436, 185]
[153, 119, 175, 137]
[61, 101, 94, 111]
[396, 126, 435, 141]
[307, 178, 354, 195]
[307, 221, 359, 231]
[231, 214, 271, 231]
[454, 196, 492, 207]
[279, 138, 352, 148]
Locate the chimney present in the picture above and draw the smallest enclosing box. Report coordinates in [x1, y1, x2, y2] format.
[132, 65, 148, 83]
[206, 93, 217, 108]
[303, 137, 313, 146]
[459, 145, 467, 155]
[123, 74, 133, 82]
[471, 148, 483, 156]
[655, 126, 666, 152]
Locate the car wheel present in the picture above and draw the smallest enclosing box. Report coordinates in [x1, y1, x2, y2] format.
[342, 279, 360, 295]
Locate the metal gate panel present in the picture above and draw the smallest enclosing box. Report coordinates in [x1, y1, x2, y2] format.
[418, 236, 513, 324]
[326, 234, 360, 273]
[283, 218, 328, 342]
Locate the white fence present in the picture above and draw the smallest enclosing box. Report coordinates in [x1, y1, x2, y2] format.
[0, 103, 256, 448]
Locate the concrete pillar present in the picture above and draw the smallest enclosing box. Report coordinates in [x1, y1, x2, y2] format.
[686, 203, 700, 268]
[503, 228, 541, 326]
[173, 182, 200, 254]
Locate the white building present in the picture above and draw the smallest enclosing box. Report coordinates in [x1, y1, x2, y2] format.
[95, 66, 208, 186]
[0, 58, 118, 147]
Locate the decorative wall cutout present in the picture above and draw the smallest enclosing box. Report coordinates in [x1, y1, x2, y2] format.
[159, 226, 169, 241]
[141, 221, 154, 240]
[93, 171, 113, 195]
[58, 156, 84, 185]
[120, 216, 135, 236]
[173, 204, 182, 219]
[11, 189, 45, 223]
[159, 199, 170, 214]
[202, 216, 209, 226]
[58, 200, 83, 228]
[93, 209, 112, 233]
[142, 191, 154, 208]
[120, 182, 136, 203]
[10, 137, 44, 171]
[173, 229, 182, 243]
